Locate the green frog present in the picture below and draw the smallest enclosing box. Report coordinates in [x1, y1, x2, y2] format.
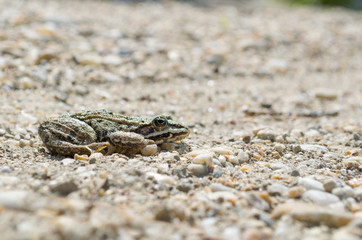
[38, 109, 190, 156]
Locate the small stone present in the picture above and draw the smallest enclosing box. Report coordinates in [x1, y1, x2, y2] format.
[287, 186, 305, 198]
[298, 177, 324, 191]
[209, 191, 238, 203]
[272, 202, 353, 227]
[305, 129, 321, 140]
[300, 144, 328, 153]
[274, 143, 285, 153]
[61, 158, 75, 166]
[354, 187, 362, 201]
[227, 155, 239, 165]
[0, 190, 29, 210]
[192, 153, 213, 168]
[332, 187, 354, 200]
[55, 216, 93, 239]
[146, 172, 176, 185]
[237, 150, 249, 163]
[290, 170, 300, 176]
[141, 144, 158, 156]
[1, 166, 12, 173]
[267, 183, 288, 196]
[210, 183, 234, 192]
[256, 128, 276, 141]
[314, 89, 338, 100]
[51, 180, 78, 196]
[212, 168, 223, 178]
[271, 151, 280, 159]
[292, 145, 303, 153]
[323, 179, 338, 192]
[211, 146, 234, 155]
[89, 152, 103, 164]
[177, 184, 191, 193]
[302, 190, 340, 205]
[343, 157, 362, 169]
[187, 164, 209, 177]
[0, 129, 6, 136]
[18, 77, 36, 89]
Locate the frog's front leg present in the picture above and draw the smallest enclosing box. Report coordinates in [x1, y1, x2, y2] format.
[107, 131, 153, 155]
[38, 116, 98, 156]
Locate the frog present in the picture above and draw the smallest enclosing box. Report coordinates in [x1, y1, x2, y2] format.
[38, 109, 190, 156]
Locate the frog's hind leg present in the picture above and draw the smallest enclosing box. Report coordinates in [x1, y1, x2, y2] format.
[38, 116, 98, 156]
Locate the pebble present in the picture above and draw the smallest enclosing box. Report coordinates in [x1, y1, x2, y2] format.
[0, 190, 30, 210]
[298, 177, 324, 191]
[323, 179, 338, 192]
[141, 144, 158, 156]
[187, 164, 209, 177]
[208, 191, 238, 203]
[0, 128, 6, 136]
[354, 187, 362, 201]
[146, 172, 176, 185]
[287, 186, 305, 198]
[290, 170, 300, 176]
[211, 146, 234, 155]
[1, 166, 12, 173]
[300, 144, 328, 153]
[210, 183, 234, 192]
[343, 157, 362, 169]
[267, 183, 288, 196]
[305, 129, 321, 140]
[50, 180, 78, 196]
[302, 190, 340, 205]
[274, 143, 285, 153]
[55, 216, 93, 240]
[332, 187, 354, 200]
[227, 155, 239, 165]
[272, 202, 353, 227]
[192, 153, 213, 168]
[61, 158, 75, 166]
[314, 89, 338, 100]
[256, 128, 276, 141]
[292, 145, 303, 153]
[0, 175, 20, 185]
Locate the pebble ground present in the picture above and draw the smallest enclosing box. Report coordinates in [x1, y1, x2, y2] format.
[0, 0, 361, 239]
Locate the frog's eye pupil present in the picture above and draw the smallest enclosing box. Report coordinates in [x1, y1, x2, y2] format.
[153, 117, 168, 130]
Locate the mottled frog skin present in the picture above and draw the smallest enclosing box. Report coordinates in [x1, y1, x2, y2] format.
[38, 109, 190, 156]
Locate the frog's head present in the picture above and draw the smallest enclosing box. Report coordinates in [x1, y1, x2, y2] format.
[136, 114, 190, 144]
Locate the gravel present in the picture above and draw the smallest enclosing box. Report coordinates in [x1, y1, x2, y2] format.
[0, 0, 361, 239]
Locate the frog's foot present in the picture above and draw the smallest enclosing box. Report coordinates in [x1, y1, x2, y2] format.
[86, 142, 114, 155]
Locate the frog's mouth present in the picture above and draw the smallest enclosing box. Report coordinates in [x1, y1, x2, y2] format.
[145, 129, 190, 144]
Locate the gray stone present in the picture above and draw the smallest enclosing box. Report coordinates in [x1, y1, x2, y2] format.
[51, 180, 78, 196]
[332, 187, 355, 200]
[267, 183, 288, 196]
[300, 144, 328, 153]
[323, 179, 338, 192]
[187, 164, 209, 177]
[272, 202, 353, 227]
[302, 190, 340, 205]
[1, 166, 12, 173]
[298, 177, 324, 191]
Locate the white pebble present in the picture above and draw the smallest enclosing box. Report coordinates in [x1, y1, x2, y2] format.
[141, 144, 158, 156]
[193, 153, 213, 168]
[211, 146, 234, 155]
[299, 177, 324, 191]
[237, 150, 249, 163]
[61, 158, 75, 166]
[302, 190, 340, 205]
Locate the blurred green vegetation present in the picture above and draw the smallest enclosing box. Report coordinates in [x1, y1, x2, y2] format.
[280, 0, 362, 9]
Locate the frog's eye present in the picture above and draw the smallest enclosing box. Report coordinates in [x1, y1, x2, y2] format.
[152, 116, 168, 130]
